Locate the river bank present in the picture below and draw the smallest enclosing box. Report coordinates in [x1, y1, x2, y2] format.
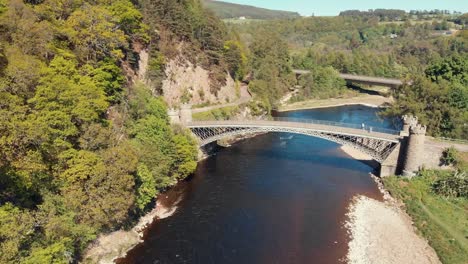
[278, 94, 393, 112]
[345, 188, 441, 264]
[83, 190, 184, 263]
[342, 143, 441, 263]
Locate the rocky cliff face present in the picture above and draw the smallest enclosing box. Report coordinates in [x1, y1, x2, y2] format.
[161, 58, 238, 107]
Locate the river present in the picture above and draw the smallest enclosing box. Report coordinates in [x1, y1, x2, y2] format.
[118, 105, 398, 264]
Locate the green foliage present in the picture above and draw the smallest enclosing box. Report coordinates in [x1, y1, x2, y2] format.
[0, 1, 200, 262]
[425, 54, 468, 85]
[128, 83, 197, 200]
[432, 171, 468, 198]
[30, 57, 109, 125]
[86, 59, 125, 103]
[58, 148, 137, 229]
[147, 50, 166, 92]
[192, 105, 240, 121]
[383, 171, 468, 263]
[384, 55, 468, 139]
[35, 193, 97, 255]
[248, 30, 295, 110]
[0, 204, 34, 263]
[22, 239, 71, 264]
[202, 0, 300, 20]
[441, 147, 459, 166]
[65, 4, 128, 61]
[0, 0, 7, 14]
[298, 66, 347, 99]
[223, 40, 247, 80]
[339, 9, 406, 21]
[135, 164, 157, 211]
[106, 0, 149, 42]
[0, 47, 44, 98]
[171, 129, 198, 180]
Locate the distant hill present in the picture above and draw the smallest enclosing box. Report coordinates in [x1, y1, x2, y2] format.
[202, 0, 301, 20]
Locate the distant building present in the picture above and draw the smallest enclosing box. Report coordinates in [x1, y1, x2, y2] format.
[239, 16, 246, 20]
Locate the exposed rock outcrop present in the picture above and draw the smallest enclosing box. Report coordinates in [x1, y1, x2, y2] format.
[162, 59, 238, 107]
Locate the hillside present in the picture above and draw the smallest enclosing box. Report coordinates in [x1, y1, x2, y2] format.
[202, 0, 300, 19]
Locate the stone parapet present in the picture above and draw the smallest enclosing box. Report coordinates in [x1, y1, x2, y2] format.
[168, 108, 180, 124]
[180, 104, 193, 124]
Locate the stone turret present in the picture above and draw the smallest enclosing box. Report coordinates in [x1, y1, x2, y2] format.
[167, 108, 180, 124]
[401, 115, 418, 136]
[402, 123, 426, 177]
[180, 104, 193, 125]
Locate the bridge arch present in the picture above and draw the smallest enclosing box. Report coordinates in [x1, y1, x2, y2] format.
[188, 121, 400, 163]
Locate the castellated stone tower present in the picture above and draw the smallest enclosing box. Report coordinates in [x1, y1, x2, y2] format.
[167, 108, 180, 124]
[402, 123, 427, 177]
[401, 115, 418, 136]
[180, 104, 193, 125]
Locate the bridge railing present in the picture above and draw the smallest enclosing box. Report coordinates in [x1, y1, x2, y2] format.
[271, 117, 401, 135]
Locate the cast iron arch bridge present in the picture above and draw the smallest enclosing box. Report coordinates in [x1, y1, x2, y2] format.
[187, 118, 401, 163]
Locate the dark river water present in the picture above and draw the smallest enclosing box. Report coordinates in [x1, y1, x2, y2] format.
[118, 105, 398, 264]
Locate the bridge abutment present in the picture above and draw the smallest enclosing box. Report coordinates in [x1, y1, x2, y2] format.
[380, 142, 402, 177]
[169, 105, 192, 125]
[180, 104, 193, 125]
[168, 108, 181, 124]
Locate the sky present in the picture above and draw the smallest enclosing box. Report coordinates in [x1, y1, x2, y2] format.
[218, 0, 468, 16]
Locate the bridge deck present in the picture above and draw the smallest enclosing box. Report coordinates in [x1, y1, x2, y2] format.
[292, 69, 403, 87]
[188, 120, 400, 142]
[339, 74, 403, 87]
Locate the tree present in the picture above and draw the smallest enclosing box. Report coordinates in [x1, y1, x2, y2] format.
[298, 66, 347, 99]
[1, 47, 44, 99]
[0, 204, 34, 263]
[223, 40, 246, 80]
[23, 240, 72, 264]
[30, 57, 109, 126]
[171, 130, 198, 180]
[85, 59, 125, 103]
[135, 163, 157, 211]
[106, 0, 149, 42]
[425, 54, 468, 85]
[58, 149, 136, 229]
[65, 4, 127, 62]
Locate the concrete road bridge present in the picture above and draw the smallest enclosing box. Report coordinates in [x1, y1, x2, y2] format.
[293, 69, 404, 88]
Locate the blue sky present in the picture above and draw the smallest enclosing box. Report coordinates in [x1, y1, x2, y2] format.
[219, 0, 468, 16]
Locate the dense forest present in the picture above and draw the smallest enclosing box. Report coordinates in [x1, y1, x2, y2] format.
[0, 0, 238, 262]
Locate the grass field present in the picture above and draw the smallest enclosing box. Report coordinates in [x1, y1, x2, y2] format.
[192, 106, 240, 121]
[383, 170, 468, 264]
